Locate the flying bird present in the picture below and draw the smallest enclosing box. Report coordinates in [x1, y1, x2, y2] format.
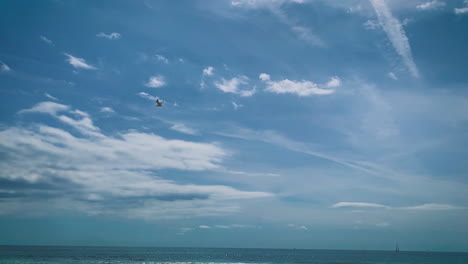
[155, 99, 163, 107]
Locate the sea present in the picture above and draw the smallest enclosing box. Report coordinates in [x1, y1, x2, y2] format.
[1, 246, 468, 264]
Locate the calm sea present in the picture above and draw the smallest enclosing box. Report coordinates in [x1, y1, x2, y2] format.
[1, 246, 468, 264]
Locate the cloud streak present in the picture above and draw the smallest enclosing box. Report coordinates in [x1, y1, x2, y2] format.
[369, 0, 419, 77]
[259, 73, 336, 96]
[214, 76, 256, 97]
[64, 53, 97, 70]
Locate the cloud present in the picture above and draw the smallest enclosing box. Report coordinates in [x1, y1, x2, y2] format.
[199, 225, 211, 229]
[401, 203, 465, 210]
[18, 101, 70, 115]
[214, 76, 256, 97]
[40, 35, 54, 46]
[363, 20, 380, 30]
[96, 32, 121, 40]
[455, 0, 468, 14]
[290, 26, 324, 46]
[100, 107, 115, 113]
[64, 53, 97, 70]
[1, 102, 272, 218]
[0, 61, 11, 72]
[230, 0, 323, 47]
[44, 93, 58, 101]
[169, 122, 199, 135]
[203, 66, 214, 76]
[138, 92, 158, 101]
[155, 54, 169, 64]
[416, 1, 446, 10]
[232, 101, 243, 110]
[331, 202, 390, 209]
[375, 222, 390, 227]
[287, 224, 308, 230]
[230, 0, 304, 9]
[387, 72, 398, 80]
[369, 0, 419, 77]
[332, 202, 465, 211]
[145, 75, 166, 88]
[326, 76, 341, 88]
[259, 73, 335, 96]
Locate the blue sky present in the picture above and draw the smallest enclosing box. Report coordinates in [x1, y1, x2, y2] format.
[1, 0, 468, 251]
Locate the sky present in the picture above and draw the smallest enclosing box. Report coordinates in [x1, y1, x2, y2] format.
[0, 0, 468, 252]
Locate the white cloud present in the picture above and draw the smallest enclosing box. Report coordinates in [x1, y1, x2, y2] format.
[203, 66, 214, 76]
[18, 101, 70, 115]
[138, 92, 158, 101]
[44, 93, 58, 101]
[326, 76, 341, 88]
[363, 20, 380, 30]
[214, 76, 256, 97]
[331, 202, 390, 209]
[387, 72, 398, 80]
[375, 222, 390, 227]
[100, 107, 115, 113]
[96, 32, 121, 40]
[455, 1, 468, 14]
[232, 101, 243, 110]
[170, 122, 199, 135]
[259, 73, 335, 96]
[155, 54, 169, 64]
[145, 75, 166, 88]
[64, 53, 97, 70]
[287, 224, 308, 230]
[402, 203, 464, 210]
[199, 225, 211, 229]
[1, 102, 272, 218]
[416, 1, 446, 10]
[230, 0, 304, 9]
[291, 26, 324, 47]
[40, 35, 54, 46]
[369, 0, 419, 78]
[0, 61, 11, 72]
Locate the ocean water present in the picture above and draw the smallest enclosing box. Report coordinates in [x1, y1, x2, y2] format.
[1, 246, 468, 264]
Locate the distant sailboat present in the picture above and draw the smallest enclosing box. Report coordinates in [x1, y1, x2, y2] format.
[395, 243, 400, 252]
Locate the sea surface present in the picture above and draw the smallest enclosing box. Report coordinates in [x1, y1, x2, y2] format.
[1, 246, 468, 264]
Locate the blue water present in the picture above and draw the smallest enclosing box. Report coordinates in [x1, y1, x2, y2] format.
[1, 246, 468, 264]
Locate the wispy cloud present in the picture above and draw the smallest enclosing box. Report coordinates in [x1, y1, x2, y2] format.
[169, 122, 199, 135]
[203, 66, 214, 76]
[200, 66, 215, 89]
[387, 72, 398, 80]
[375, 222, 390, 227]
[64, 53, 97, 70]
[230, 0, 323, 47]
[138, 92, 158, 101]
[455, 0, 468, 14]
[232, 101, 243, 110]
[2, 102, 272, 218]
[401, 203, 465, 210]
[416, 1, 446, 11]
[332, 202, 465, 211]
[145, 75, 166, 88]
[259, 73, 336, 96]
[100, 107, 115, 113]
[155, 54, 169, 64]
[40, 35, 54, 45]
[369, 0, 419, 77]
[96, 32, 121, 40]
[363, 20, 380, 30]
[331, 202, 390, 209]
[214, 76, 256, 97]
[0, 61, 11, 72]
[44, 92, 58, 101]
[287, 224, 308, 230]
